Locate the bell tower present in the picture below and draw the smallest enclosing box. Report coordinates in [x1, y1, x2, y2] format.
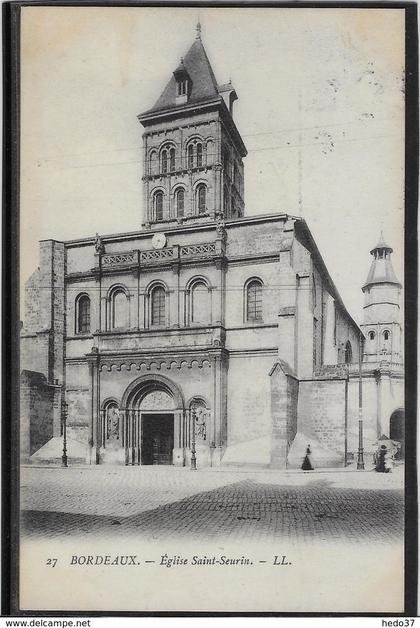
[361, 233, 402, 363]
[138, 23, 247, 229]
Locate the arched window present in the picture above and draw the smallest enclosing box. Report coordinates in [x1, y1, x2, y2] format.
[196, 143, 203, 167]
[76, 294, 90, 334]
[196, 184, 206, 214]
[368, 331, 376, 341]
[344, 341, 353, 364]
[112, 290, 128, 329]
[169, 148, 175, 172]
[151, 286, 166, 326]
[246, 280, 263, 322]
[176, 188, 185, 217]
[188, 144, 194, 169]
[191, 281, 210, 324]
[161, 150, 168, 174]
[154, 191, 163, 221]
[383, 330, 391, 341]
[149, 150, 158, 176]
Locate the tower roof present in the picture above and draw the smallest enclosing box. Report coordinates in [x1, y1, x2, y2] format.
[142, 30, 221, 116]
[370, 230, 393, 255]
[363, 233, 401, 290]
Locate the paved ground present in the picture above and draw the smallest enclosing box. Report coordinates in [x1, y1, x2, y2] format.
[20, 465, 404, 544]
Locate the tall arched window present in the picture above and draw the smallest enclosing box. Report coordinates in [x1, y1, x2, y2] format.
[76, 294, 90, 334]
[368, 330, 376, 341]
[169, 148, 175, 171]
[149, 150, 158, 176]
[196, 184, 206, 214]
[196, 143, 203, 167]
[246, 280, 263, 322]
[151, 286, 166, 326]
[161, 150, 168, 174]
[188, 144, 194, 169]
[382, 329, 391, 352]
[344, 341, 353, 364]
[154, 191, 163, 221]
[112, 290, 128, 329]
[191, 281, 210, 324]
[176, 188, 185, 217]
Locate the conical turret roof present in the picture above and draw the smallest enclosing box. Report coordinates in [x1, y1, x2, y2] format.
[363, 234, 401, 290]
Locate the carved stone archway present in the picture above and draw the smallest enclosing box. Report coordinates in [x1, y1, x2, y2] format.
[120, 374, 185, 466]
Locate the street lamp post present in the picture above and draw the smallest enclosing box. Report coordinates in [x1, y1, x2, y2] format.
[61, 399, 69, 468]
[190, 410, 197, 471]
[357, 332, 365, 470]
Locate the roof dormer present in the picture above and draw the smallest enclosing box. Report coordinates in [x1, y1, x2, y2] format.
[173, 58, 191, 105]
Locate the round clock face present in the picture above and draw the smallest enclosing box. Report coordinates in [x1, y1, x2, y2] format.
[152, 232, 167, 250]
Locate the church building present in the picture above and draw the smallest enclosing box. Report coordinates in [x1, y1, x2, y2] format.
[20, 25, 404, 468]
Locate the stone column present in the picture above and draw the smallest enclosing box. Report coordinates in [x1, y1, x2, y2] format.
[295, 270, 313, 379]
[209, 350, 228, 465]
[214, 164, 222, 216]
[86, 348, 101, 464]
[173, 410, 185, 466]
[277, 224, 298, 373]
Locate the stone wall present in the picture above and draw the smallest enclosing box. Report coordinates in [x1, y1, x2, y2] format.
[269, 360, 299, 468]
[297, 376, 347, 467]
[20, 370, 59, 461]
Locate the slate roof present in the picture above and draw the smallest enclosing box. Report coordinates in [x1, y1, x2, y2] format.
[142, 38, 221, 115]
[363, 258, 401, 289]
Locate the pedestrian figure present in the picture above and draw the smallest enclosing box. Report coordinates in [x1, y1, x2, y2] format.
[301, 444, 314, 471]
[376, 444, 388, 473]
[384, 447, 393, 473]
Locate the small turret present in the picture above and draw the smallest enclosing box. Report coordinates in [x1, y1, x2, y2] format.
[361, 233, 402, 363]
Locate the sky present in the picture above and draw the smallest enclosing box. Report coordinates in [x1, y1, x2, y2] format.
[20, 7, 405, 322]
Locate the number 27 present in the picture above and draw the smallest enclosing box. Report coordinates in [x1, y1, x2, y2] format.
[46, 558, 58, 568]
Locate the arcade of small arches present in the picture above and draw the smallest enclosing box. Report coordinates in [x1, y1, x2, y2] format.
[74, 276, 266, 334]
[152, 182, 208, 221]
[97, 374, 212, 466]
[148, 137, 216, 177]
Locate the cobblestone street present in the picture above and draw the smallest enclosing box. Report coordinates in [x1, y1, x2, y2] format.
[20, 465, 404, 544]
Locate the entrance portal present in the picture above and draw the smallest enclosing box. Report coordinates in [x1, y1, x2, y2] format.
[141, 414, 174, 465]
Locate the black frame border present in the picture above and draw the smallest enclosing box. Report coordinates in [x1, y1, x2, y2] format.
[2, 0, 418, 617]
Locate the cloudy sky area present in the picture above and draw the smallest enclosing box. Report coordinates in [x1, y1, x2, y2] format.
[21, 7, 405, 321]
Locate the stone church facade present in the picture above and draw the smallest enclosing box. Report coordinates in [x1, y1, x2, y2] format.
[20, 26, 404, 469]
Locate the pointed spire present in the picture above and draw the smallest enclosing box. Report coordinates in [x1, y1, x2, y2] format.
[196, 21, 201, 40]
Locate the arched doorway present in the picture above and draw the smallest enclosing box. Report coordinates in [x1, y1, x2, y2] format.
[120, 375, 185, 466]
[389, 408, 405, 460]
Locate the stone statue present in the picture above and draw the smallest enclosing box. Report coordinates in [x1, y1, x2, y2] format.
[191, 405, 207, 441]
[215, 214, 227, 240]
[94, 233, 105, 255]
